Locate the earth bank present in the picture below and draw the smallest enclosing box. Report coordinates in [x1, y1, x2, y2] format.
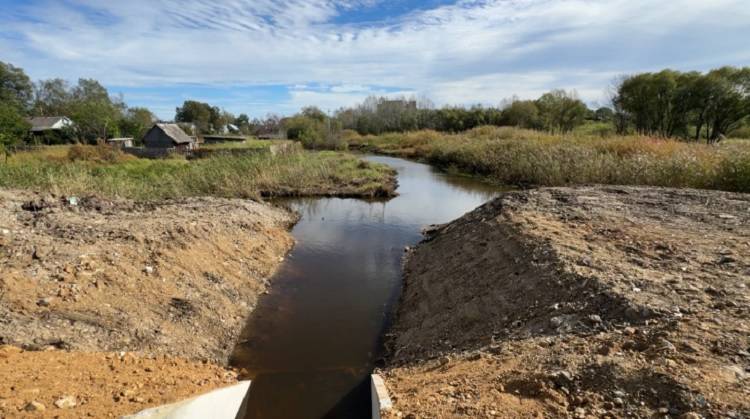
[0, 189, 297, 417]
[380, 186, 749, 418]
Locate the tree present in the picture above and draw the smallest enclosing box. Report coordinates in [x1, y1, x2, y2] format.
[502, 99, 541, 129]
[119, 107, 156, 142]
[33, 79, 71, 116]
[175, 100, 214, 134]
[594, 107, 615, 122]
[536, 90, 588, 134]
[613, 66, 750, 141]
[0, 102, 30, 159]
[68, 79, 124, 142]
[0, 61, 33, 111]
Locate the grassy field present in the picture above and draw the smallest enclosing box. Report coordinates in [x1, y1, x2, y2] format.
[0, 145, 396, 200]
[347, 126, 750, 192]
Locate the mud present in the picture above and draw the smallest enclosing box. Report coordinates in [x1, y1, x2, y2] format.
[381, 186, 750, 418]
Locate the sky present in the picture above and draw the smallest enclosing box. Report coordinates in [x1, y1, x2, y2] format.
[1, 0, 749, 120]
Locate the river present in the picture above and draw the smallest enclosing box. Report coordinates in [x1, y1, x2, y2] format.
[230, 155, 499, 419]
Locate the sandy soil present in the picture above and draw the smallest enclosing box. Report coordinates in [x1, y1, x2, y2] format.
[0, 189, 296, 417]
[0, 346, 238, 418]
[380, 186, 749, 419]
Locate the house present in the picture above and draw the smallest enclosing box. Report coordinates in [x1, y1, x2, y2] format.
[219, 124, 240, 135]
[28, 116, 74, 133]
[142, 124, 197, 151]
[105, 137, 134, 148]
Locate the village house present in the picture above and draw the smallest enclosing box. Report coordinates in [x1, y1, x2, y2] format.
[27, 116, 75, 144]
[27, 116, 74, 133]
[142, 123, 197, 151]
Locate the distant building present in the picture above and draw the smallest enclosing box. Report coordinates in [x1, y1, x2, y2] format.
[142, 124, 197, 151]
[378, 100, 417, 112]
[27, 116, 74, 133]
[220, 124, 240, 135]
[105, 137, 134, 148]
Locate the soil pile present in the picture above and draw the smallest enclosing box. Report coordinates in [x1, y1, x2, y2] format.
[0, 346, 237, 418]
[381, 186, 749, 418]
[0, 189, 296, 417]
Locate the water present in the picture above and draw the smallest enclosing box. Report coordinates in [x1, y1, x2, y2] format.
[229, 156, 499, 419]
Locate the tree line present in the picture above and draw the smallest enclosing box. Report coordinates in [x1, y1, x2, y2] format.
[613, 67, 750, 142]
[0, 61, 158, 148]
[281, 66, 749, 145]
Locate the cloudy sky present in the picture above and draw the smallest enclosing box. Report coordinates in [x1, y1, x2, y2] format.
[1, 0, 749, 119]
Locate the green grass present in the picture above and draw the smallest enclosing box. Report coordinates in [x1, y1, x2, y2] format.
[348, 126, 750, 193]
[0, 146, 396, 200]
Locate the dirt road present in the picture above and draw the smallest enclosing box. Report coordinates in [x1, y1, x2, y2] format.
[381, 186, 750, 418]
[0, 190, 296, 417]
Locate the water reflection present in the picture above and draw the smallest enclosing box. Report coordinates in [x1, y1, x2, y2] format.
[230, 156, 499, 419]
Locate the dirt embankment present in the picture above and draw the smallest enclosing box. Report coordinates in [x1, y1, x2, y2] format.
[381, 186, 749, 419]
[0, 189, 296, 417]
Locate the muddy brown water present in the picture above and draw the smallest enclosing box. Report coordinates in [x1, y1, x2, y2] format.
[230, 156, 499, 419]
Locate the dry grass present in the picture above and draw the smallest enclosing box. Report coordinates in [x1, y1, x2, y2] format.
[348, 126, 750, 192]
[0, 146, 396, 200]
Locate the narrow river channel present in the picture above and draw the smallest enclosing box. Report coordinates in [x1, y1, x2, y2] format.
[230, 156, 499, 419]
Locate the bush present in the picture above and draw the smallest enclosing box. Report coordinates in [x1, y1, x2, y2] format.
[67, 144, 134, 163]
[355, 128, 750, 193]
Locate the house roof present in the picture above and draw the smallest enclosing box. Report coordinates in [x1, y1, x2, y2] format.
[28, 116, 71, 132]
[155, 124, 194, 144]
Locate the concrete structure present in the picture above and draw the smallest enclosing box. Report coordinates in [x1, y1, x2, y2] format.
[370, 374, 393, 419]
[143, 124, 197, 151]
[122, 381, 251, 419]
[106, 137, 134, 148]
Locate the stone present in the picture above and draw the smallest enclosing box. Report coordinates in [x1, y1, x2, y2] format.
[25, 401, 46, 411]
[680, 413, 702, 419]
[143, 266, 154, 274]
[54, 395, 77, 409]
[37, 297, 54, 307]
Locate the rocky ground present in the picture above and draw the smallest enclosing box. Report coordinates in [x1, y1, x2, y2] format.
[380, 186, 750, 419]
[0, 189, 296, 418]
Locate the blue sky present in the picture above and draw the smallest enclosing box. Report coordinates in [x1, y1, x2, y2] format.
[1, 0, 749, 120]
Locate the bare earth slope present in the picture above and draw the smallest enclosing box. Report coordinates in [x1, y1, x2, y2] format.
[381, 186, 749, 419]
[0, 189, 296, 417]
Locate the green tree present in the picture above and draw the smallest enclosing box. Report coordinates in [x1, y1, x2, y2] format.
[119, 107, 156, 142]
[33, 78, 71, 116]
[68, 79, 123, 142]
[0, 61, 33, 111]
[536, 90, 588, 134]
[0, 102, 30, 159]
[502, 100, 541, 129]
[175, 100, 213, 134]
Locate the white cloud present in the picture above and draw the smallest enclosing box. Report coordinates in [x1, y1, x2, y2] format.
[2, 0, 749, 115]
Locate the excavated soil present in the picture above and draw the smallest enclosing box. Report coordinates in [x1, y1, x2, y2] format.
[0, 189, 296, 418]
[380, 186, 749, 419]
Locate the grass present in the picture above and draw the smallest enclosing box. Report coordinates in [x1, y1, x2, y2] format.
[348, 126, 750, 193]
[201, 139, 276, 150]
[0, 145, 396, 200]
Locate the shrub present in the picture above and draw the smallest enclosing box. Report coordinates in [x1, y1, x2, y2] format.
[67, 144, 133, 163]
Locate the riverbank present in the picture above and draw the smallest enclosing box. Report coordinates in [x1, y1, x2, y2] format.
[380, 186, 750, 418]
[0, 146, 397, 200]
[348, 127, 750, 193]
[0, 189, 296, 417]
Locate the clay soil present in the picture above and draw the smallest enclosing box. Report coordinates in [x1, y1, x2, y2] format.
[381, 186, 749, 419]
[0, 189, 296, 418]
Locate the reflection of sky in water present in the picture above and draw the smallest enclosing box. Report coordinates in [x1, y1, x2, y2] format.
[232, 156, 500, 419]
